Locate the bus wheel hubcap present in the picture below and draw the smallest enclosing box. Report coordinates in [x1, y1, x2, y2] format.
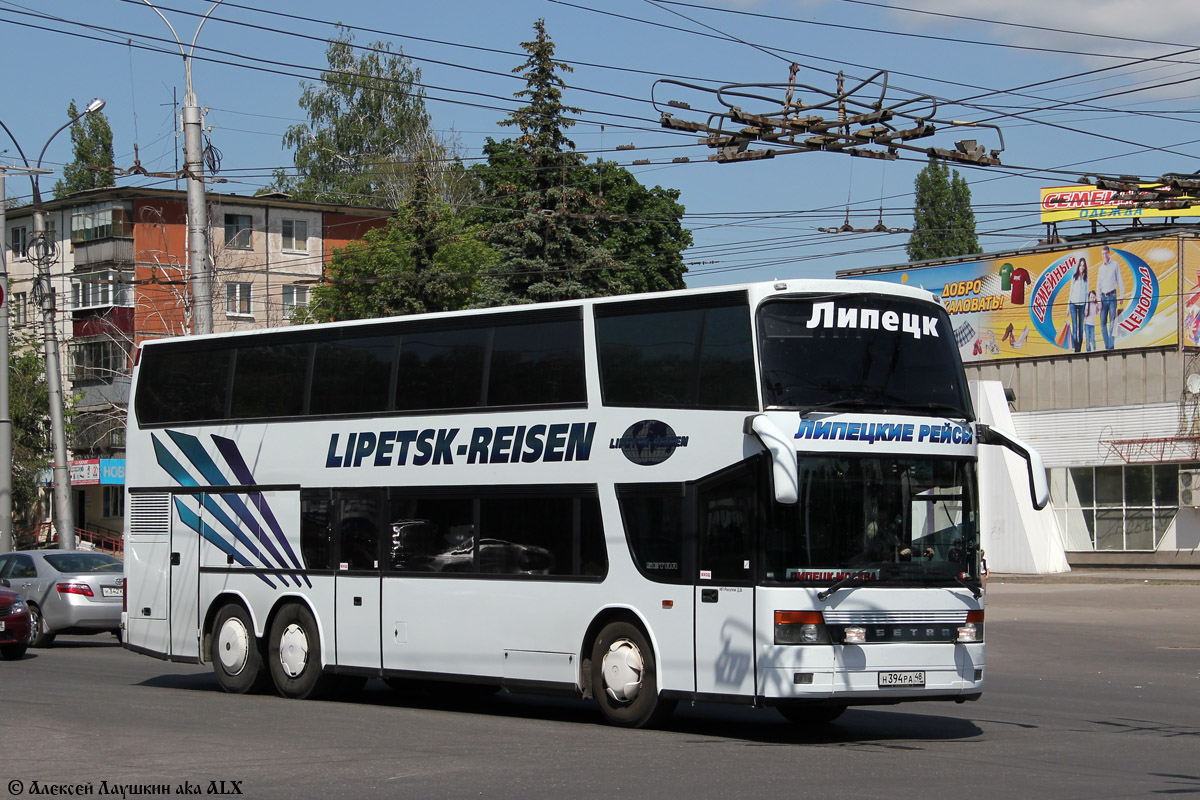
[218, 617, 250, 674]
[602, 639, 644, 703]
[278, 623, 309, 678]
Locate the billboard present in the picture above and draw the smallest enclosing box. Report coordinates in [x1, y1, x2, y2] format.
[844, 238, 1181, 363]
[1041, 185, 1200, 224]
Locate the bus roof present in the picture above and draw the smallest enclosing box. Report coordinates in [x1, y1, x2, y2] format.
[137, 276, 941, 349]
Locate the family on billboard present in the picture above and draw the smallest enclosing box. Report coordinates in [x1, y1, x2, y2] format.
[861, 237, 1180, 362]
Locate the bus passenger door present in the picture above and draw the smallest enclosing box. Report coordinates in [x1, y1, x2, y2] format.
[332, 490, 383, 673]
[693, 465, 757, 699]
[169, 493, 202, 660]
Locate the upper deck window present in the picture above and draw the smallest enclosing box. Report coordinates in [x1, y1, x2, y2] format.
[595, 292, 756, 410]
[134, 308, 586, 425]
[758, 294, 972, 419]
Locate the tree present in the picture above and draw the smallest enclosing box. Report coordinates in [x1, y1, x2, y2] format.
[302, 205, 496, 322]
[272, 26, 472, 210]
[906, 159, 979, 262]
[52, 99, 115, 198]
[9, 337, 51, 524]
[580, 159, 691, 294]
[475, 20, 688, 305]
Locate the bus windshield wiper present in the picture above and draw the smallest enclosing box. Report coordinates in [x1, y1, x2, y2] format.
[796, 397, 874, 417]
[817, 563, 887, 601]
[872, 397, 970, 419]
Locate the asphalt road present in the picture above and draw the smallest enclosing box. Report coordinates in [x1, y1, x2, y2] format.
[2, 581, 1198, 800]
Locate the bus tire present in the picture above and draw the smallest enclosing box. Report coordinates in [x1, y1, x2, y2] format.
[777, 703, 847, 725]
[591, 621, 675, 728]
[267, 603, 328, 700]
[211, 603, 266, 694]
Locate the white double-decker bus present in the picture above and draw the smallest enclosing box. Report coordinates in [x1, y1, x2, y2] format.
[122, 279, 1046, 727]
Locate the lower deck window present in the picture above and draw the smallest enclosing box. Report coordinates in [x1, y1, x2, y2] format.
[300, 486, 606, 579]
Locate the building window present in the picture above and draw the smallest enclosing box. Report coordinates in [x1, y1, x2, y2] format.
[11, 292, 27, 326]
[282, 284, 309, 314]
[226, 282, 253, 316]
[70, 202, 131, 243]
[10, 226, 27, 259]
[1051, 464, 1181, 551]
[69, 339, 132, 385]
[224, 214, 253, 250]
[71, 270, 134, 311]
[281, 218, 308, 252]
[103, 486, 124, 519]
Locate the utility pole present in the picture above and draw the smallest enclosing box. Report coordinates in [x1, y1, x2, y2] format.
[1, 100, 106, 550]
[143, 0, 224, 335]
[0, 168, 49, 551]
[0, 168, 10, 552]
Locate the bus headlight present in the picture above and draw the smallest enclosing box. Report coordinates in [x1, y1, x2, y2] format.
[843, 626, 866, 644]
[774, 611, 829, 645]
[957, 610, 984, 643]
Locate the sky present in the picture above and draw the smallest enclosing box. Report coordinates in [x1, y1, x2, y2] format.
[3, 0, 1200, 288]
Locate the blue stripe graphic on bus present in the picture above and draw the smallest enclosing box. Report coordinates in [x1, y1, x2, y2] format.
[158, 431, 302, 583]
[172, 498, 276, 589]
[211, 435, 309, 587]
[152, 430, 309, 588]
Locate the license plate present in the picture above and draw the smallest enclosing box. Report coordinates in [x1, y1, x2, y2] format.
[102, 586, 124, 598]
[0, 621, 5, 631]
[878, 671, 925, 688]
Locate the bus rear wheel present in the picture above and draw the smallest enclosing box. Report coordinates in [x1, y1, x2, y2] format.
[267, 603, 329, 700]
[211, 603, 266, 694]
[590, 621, 675, 728]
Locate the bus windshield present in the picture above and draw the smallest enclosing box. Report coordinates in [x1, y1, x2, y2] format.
[763, 456, 980, 585]
[758, 294, 972, 418]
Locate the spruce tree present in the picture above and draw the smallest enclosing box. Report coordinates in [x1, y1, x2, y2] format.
[478, 19, 614, 305]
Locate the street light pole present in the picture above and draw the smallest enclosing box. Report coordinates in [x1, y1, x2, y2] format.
[1, 99, 106, 550]
[143, 0, 224, 336]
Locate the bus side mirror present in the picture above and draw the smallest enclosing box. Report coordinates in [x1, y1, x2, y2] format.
[746, 414, 799, 505]
[977, 423, 1050, 510]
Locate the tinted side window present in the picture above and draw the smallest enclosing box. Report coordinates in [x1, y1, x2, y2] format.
[386, 496, 476, 573]
[596, 294, 756, 409]
[230, 342, 309, 419]
[333, 488, 386, 571]
[310, 335, 396, 415]
[698, 304, 758, 408]
[598, 308, 701, 406]
[136, 345, 230, 424]
[300, 489, 332, 570]
[9, 555, 38, 579]
[384, 489, 605, 579]
[617, 485, 686, 584]
[698, 468, 757, 584]
[487, 319, 585, 407]
[396, 328, 487, 411]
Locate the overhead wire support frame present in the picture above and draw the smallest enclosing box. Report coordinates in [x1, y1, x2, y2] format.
[652, 68, 1004, 167]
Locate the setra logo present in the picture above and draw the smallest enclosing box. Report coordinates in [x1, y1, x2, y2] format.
[610, 420, 689, 466]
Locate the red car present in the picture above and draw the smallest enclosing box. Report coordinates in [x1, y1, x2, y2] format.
[0, 587, 32, 660]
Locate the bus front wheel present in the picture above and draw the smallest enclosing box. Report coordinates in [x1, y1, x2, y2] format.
[267, 603, 328, 700]
[211, 603, 265, 694]
[590, 622, 675, 728]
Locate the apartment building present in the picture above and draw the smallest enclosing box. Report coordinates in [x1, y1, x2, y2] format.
[4, 186, 390, 541]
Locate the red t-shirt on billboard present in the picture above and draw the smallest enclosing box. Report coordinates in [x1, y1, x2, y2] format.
[1010, 267, 1032, 304]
